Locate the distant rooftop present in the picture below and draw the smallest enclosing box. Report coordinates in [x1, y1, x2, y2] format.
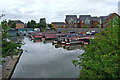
[11, 20, 24, 24]
[91, 17, 99, 21]
[79, 15, 91, 20]
[79, 15, 91, 17]
[52, 22, 65, 24]
[66, 15, 77, 17]
[52, 22, 65, 25]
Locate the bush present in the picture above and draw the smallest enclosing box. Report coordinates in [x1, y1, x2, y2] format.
[73, 16, 120, 79]
[1, 20, 22, 58]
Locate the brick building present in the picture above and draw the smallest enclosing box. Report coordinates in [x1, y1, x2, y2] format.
[65, 15, 78, 28]
[102, 13, 120, 28]
[51, 22, 65, 28]
[99, 16, 107, 28]
[65, 13, 120, 28]
[91, 17, 99, 28]
[79, 15, 91, 28]
[11, 20, 24, 29]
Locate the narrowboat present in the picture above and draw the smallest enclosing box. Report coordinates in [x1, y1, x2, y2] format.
[43, 34, 56, 40]
[80, 39, 90, 45]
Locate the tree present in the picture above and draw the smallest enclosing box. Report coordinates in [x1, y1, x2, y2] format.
[31, 20, 36, 28]
[27, 20, 36, 28]
[40, 18, 46, 25]
[34, 23, 40, 28]
[38, 23, 46, 28]
[73, 15, 120, 79]
[58, 26, 61, 28]
[27, 21, 31, 28]
[82, 25, 88, 28]
[1, 20, 22, 58]
[48, 24, 53, 29]
[8, 19, 16, 28]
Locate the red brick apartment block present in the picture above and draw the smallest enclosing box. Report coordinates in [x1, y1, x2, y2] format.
[62, 13, 120, 28]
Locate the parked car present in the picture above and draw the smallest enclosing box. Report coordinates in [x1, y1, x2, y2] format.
[86, 31, 96, 35]
[34, 28, 40, 32]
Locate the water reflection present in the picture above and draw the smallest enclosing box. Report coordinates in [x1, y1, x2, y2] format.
[53, 44, 83, 51]
[9, 36, 24, 42]
[33, 39, 83, 51]
[43, 40, 53, 44]
[11, 37, 84, 78]
[33, 39, 42, 43]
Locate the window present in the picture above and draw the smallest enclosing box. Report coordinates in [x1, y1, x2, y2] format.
[69, 18, 74, 24]
[71, 21, 74, 24]
[75, 21, 76, 23]
[78, 21, 79, 23]
[85, 18, 90, 24]
[99, 19, 102, 24]
[82, 21, 84, 23]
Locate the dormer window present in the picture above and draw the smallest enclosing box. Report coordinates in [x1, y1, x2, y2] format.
[85, 18, 90, 24]
[68, 18, 74, 24]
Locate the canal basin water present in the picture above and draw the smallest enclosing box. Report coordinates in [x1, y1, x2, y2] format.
[11, 37, 84, 78]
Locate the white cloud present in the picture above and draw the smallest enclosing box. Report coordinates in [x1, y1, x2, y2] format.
[0, 0, 119, 23]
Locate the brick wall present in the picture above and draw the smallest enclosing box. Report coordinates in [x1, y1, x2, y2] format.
[16, 24, 24, 29]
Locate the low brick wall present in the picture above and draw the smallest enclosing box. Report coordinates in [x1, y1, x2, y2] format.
[55, 28, 104, 33]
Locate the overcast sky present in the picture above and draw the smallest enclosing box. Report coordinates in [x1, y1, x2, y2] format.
[0, 0, 119, 23]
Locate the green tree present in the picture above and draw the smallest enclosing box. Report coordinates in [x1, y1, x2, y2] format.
[1, 20, 22, 58]
[73, 16, 120, 79]
[40, 18, 46, 25]
[82, 25, 88, 28]
[48, 24, 53, 29]
[8, 19, 16, 28]
[39, 23, 46, 28]
[27, 21, 31, 28]
[34, 23, 40, 28]
[58, 26, 61, 28]
[31, 20, 36, 28]
[27, 20, 36, 28]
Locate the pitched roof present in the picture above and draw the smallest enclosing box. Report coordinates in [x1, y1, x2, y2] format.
[66, 15, 77, 22]
[101, 13, 120, 20]
[99, 16, 107, 21]
[91, 17, 99, 21]
[52, 22, 65, 25]
[11, 20, 24, 24]
[99, 16, 107, 18]
[79, 15, 91, 21]
[79, 15, 91, 17]
[66, 15, 77, 17]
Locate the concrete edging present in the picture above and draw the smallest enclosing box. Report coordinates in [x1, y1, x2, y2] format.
[1, 50, 23, 80]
